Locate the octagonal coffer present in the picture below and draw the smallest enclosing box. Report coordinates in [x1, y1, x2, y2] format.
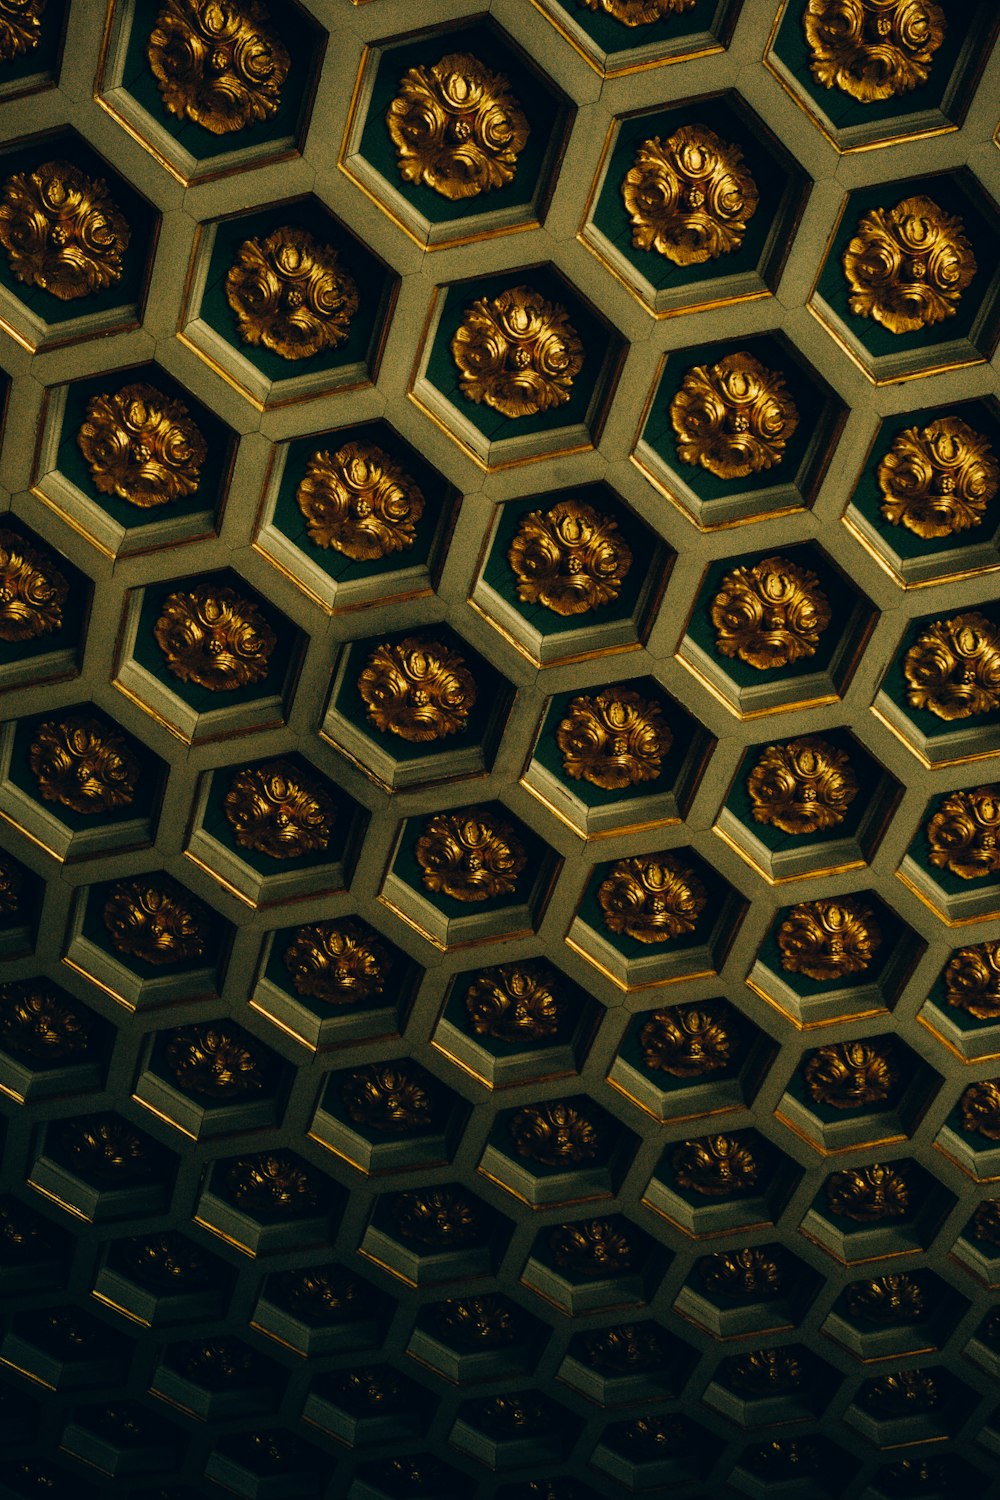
[340, 18, 573, 250]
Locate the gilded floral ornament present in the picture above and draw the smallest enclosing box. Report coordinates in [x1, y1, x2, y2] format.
[725, 1349, 803, 1394]
[845, 1274, 925, 1323]
[638, 1003, 738, 1076]
[61, 1118, 152, 1184]
[0, 1198, 54, 1260]
[973, 1199, 1000, 1246]
[672, 1134, 759, 1196]
[903, 613, 1000, 722]
[803, 0, 947, 103]
[341, 1064, 434, 1133]
[877, 417, 999, 539]
[164, 1023, 268, 1097]
[943, 939, 1000, 1021]
[77, 384, 207, 510]
[776, 897, 881, 982]
[0, 983, 92, 1061]
[670, 354, 798, 481]
[223, 760, 334, 860]
[926, 786, 1000, 880]
[450, 285, 584, 419]
[414, 809, 527, 902]
[274, 1267, 366, 1321]
[147, 0, 291, 135]
[0, 854, 23, 916]
[711, 556, 831, 670]
[747, 737, 858, 836]
[803, 1040, 899, 1109]
[597, 852, 707, 944]
[700, 1248, 783, 1299]
[392, 1187, 483, 1245]
[435, 1296, 518, 1348]
[463, 961, 562, 1043]
[622, 126, 758, 266]
[556, 687, 671, 790]
[226, 1153, 319, 1215]
[357, 638, 476, 743]
[0, 0, 45, 59]
[28, 714, 141, 816]
[386, 52, 529, 201]
[295, 443, 425, 561]
[225, 227, 359, 361]
[0, 527, 67, 642]
[842, 196, 976, 335]
[507, 500, 632, 617]
[509, 1102, 601, 1166]
[0, 160, 130, 302]
[621, 1416, 688, 1456]
[577, 0, 696, 24]
[102, 879, 210, 967]
[283, 918, 391, 1007]
[153, 583, 277, 692]
[584, 1323, 667, 1373]
[959, 1079, 1000, 1140]
[549, 1218, 634, 1274]
[121, 1231, 210, 1290]
[863, 1370, 939, 1415]
[826, 1162, 909, 1221]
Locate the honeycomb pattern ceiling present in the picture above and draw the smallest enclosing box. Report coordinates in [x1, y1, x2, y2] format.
[0, 1, 999, 1497]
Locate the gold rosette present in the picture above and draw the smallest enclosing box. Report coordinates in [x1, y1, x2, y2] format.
[147, 0, 291, 135]
[0, 528, 68, 642]
[943, 940, 1000, 1021]
[28, 715, 141, 815]
[102, 879, 210, 967]
[826, 1163, 909, 1221]
[223, 760, 335, 860]
[577, 0, 696, 23]
[671, 1134, 759, 1196]
[877, 417, 999, 539]
[295, 443, 424, 560]
[77, 383, 207, 508]
[283, 918, 391, 1006]
[341, 1064, 434, 1133]
[357, 638, 476, 742]
[926, 787, 1000, 881]
[803, 1041, 899, 1109]
[803, 0, 946, 103]
[509, 1102, 601, 1165]
[638, 1004, 737, 1076]
[597, 852, 707, 944]
[622, 125, 758, 265]
[0, 159, 130, 301]
[670, 353, 798, 480]
[710, 556, 831, 670]
[153, 584, 277, 692]
[556, 687, 671, 790]
[507, 499, 632, 617]
[0, 0, 45, 60]
[414, 809, 527, 902]
[777, 896, 881, 982]
[842, 196, 976, 335]
[450, 285, 584, 419]
[747, 737, 858, 836]
[463, 962, 562, 1042]
[225, 226, 358, 361]
[903, 612, 1000, 721]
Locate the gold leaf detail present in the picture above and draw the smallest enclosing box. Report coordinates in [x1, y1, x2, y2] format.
[862, 1371, 939, 1414]
[0, 527, 68, 642]
[776, 897, 881, 982]
[700, 1248, 783, 1299]
[450, 285, 584, 419]
[282, 918, 391, 1007]
[224, 226, 359, 361]
[842, 195, 976, 335]
[62, 1118, 152, 1183]
[710, 556, 831, 671]
[226, 1153, 318, 1214]
[386, 51, 529, 201]
[670, 353, 798, 480]
[392, 1187, 483, 1245]
[341, 1064, 434, 1133]
[943, 940, 1000, 1021]
[672, 1134, 759, 1196]
[549, 1218, 634, 1273]
[959, 1079, 1000, 1140]
[463, 961, 562, 1043]
[926, 786, 1000, 881]
[0, 0, 44, 59]
[803, 0, 946, 102]
[28, 715, 140, 815]
[584, 1323, 666, 1372]
[77, 383, 207, 509]
[747, 737, 858, 836]
[434, 1296, 518, 1348]
[903, 612, 1000, 721]
[0, 159, 130, 302]
[295, 442, 425, 560]
[974, 1199, 1000, 1246]
[164, 1023, 268, 1097]
[556, 687, 671, 790]
[0, 983, 91, 1061]
[597, 852, 707, 944]
[102, 879, 210, 967]
[223, 760, 335, 860]
[826, 1162, 909, 1221]
[509, 1102, 601, 1165]
[803, 1040, 899, 1109]
[274, 1268, 365, 1320]
[153, 583, 277, 692]
[414, 809, 527, 902]
[638, 1003, 738, 1076]
[357, 638, 476, 742]
[577, 0, 695, 23]
[725, 1349, 803, 1394]
[622, 125, 758, 265]
[507, 499, 632, 617]
[147, 0, 290, 135]
[845, 1274, 924, 1323]
[877, 417, 999, 539]
[121, 1232, 210, 1289]
[0, 854, 24, 916]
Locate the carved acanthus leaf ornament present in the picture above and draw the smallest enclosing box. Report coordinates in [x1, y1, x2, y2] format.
[846, 1274, 925, 1323]
[295, 443, 424, 561]
[102, 879, 210, 967]
[597, 852, 707, 944]
[974, 1200, 1000, 1246]
[165, 1023, 268, 1097]
[0, 528, 67, 642]
[826, 1162, 910, 1221]
[672, 1134, 759, 1196]
[777, 897, 881, 982]
[638, 1003, 738, 1076]
[341, 1064, 434, 1133]
[147, 0, 291, 135]
[943, 940, 1000, 1021]
[747, 737, 858, 836]
[0, 160, 130, 301]
[903, 612, 1000, 722]
[726, 1348, 803, 1395]
[61, 1117, 153, 1184]
[386, 52, 529, 201]
[414, 809, 527, 902]
[701, 1248, 783, 1299]
[226, 1153, 319, 1215]
[508, 500, 633, 617]
[434, 1296, 518, 1348]
[842, 196, 976, 335]
[556, 687, 671, 790]
[670, 354, 798, 480]
[711, 556, 831, 670]
[803, 0, 947, 103]
[121, 1232, 211, 1290]
[358, 638, 476, 742]
[283, 918, 391, 1006]
[577, 0, 695, 23]
[0, 855, 23, 915]
[225, 227, 358, 361]
[509, 1102, 601, 1165]
[464, 961, 562, 1043]
[29, 714, 141, 815]
[154, 583, 277, 692]
[0, 0, 45, 60]
[77, 384, 207, 508]
[392, 1187, 483, 1246]
[451, 285, 584, 419]
[926, 787, 1000, 880]
[224, 761, 335, 860]
[959, 1080, 1000, 1140]
[622, 125, 758, 265]
[549, 1218, 634, 1274]
[0, 983, 92, 1061]
[803, 1040, 899, 1109]
[878, 418, 999, 539]
[584, 1323, 667, 1372]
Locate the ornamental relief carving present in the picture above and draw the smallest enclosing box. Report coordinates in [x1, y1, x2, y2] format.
[877, 417, 998, 539]
[578, 0, 695, 22]
[671, 1134, 759, 1197]
[223, 760, 335, 860]
[943, 940, 1000, 1020]
[670, 354, 798, 480]
[77, 384, 207, 508]
[845, 1274, 925, 1323]
[463, 961, 563, 1042]
[28, 714, 141, 814]
[295, 443, 425, 561]
[164, 1023, 268, 1098]
[357, 638, 476, 743]
[803, 1040, 899, 1109]
[700, 1248, 783, 1299]
[102, 879, 210, 967]
[282, 918, 391, 1006]
[638, 1004, 738, 1076]
[225, 227, 359, 361]
[509, 1102, 601, 1166]
[414, 810, 527, 902]
[392, 1187, 483, 1245]
[0, 160, 130, 302]
[803, 0, 947, 103]
[556, 687, 671, 790]
[825, 1162, 909, 1221]
[549, 1218, 634, 1274]
[711, 557, 831, 671]
[842, 196, 976, 336]
[147, 0, 291, 135]
[926, 787, 1000, 881]
[597, 852, 707, 944]
[622, 125, 758, 265]
[0, 855, 24, 915]
[450, 286, 584, 419]
[747, 737, 858, 836]
[0, 0, 45, 60]
[153, 584, 277, 692]
[226, 1152, 319, 1215]
[0, 528, 68, 641]
[0, 983, 92, 1061]
[507, 500, 633, 617]
[776, 897, 881, 982]
[958, 1080, 1000, 1140]
[903, 613, 1000, 722]
[341, 1064, 434, 1134]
